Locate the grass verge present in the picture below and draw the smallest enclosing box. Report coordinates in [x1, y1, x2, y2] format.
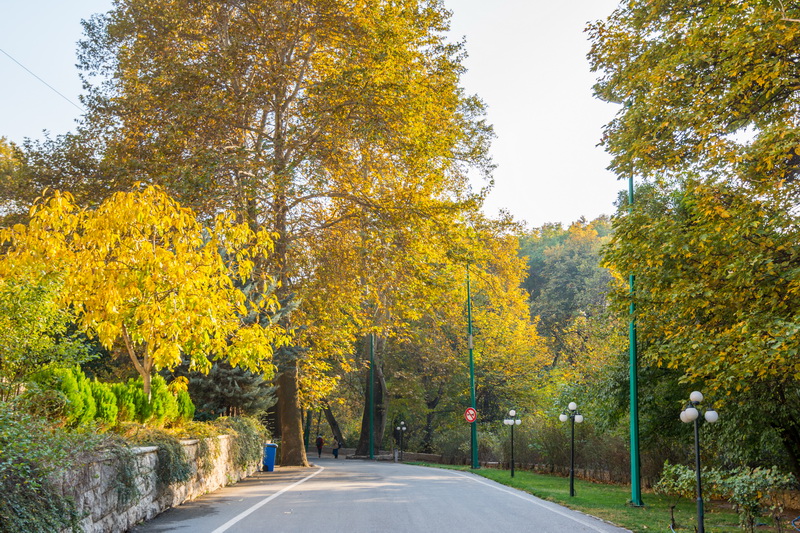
[410, 463, 795, 533]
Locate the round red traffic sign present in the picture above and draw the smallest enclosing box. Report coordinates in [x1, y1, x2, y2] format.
[464, 407, 477, 423]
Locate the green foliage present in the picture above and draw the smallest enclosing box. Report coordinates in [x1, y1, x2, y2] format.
[0, 401, 102, 532]
[29, 367, 194, 428]
[33, 366, 97, 427]
[590, 0, 800, 476]
[90, 379, 119, 426]
[588, 1, 800, 183]
[149, 375, 179, 427]
[213, 417, 268, 470]
[0, 276, 91, 401]
[111, 381, 137, 423]
[655, 462, 797, 532]
[127, 428, 192, 488]
[719, 467, 797, 533]
[170, 361, 275, 420]
[176, 390, 195, 423]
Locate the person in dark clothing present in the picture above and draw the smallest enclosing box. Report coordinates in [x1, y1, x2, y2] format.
[315, 435, 324, 458]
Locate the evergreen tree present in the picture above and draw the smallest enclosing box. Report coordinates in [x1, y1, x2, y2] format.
[170, 361, 276, 420]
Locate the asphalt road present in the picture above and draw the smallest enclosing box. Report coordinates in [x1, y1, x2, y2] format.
[131, 458, 631, 533]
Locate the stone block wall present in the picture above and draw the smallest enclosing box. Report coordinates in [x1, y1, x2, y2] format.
[55, 435, 259, 533]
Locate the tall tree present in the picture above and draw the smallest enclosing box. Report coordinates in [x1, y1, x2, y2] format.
[522, 217, 613, 366]
[75, 0, 493, 465]
[589, 2, 800, 473]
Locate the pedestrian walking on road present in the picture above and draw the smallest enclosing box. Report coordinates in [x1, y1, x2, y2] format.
[332, 438, 342, 459]
[315, 435, 325, 458]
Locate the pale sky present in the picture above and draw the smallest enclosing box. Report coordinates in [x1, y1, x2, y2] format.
[0, 0, 623, 228]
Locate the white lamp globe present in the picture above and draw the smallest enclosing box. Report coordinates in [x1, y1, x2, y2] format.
[515, 419, 521, 425]
[509, 409, 516, 417]
[680, 411, 689, 423]
[396, 426, 401, 431]
[504, 419, 512, 426]
[568, 402, 577, 411]
[559, 414, 569, 422]
[704, 410, 719, 423]
[684, 407, 699, 422]
[689, 391, 704, 403]
[574, 414, 584, 424]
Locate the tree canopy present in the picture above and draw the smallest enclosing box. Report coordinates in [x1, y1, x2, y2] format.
[65, 0, 495, 465]
[0, 185, 287, 397]
[589, 1, 800, 473]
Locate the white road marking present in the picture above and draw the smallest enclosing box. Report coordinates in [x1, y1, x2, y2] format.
[211, 466, 325, 533]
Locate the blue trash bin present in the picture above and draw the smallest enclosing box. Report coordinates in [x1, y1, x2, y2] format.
[263, 443, 278, 472]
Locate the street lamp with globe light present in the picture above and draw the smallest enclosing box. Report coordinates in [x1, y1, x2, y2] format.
[680, 391, 719, 533]
[559, 402, 584, 497]
[503, 410, 522, 477]
[396, 421, 407, 461]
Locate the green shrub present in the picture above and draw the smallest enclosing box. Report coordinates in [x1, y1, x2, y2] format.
[111, 382, 137, 423]
[176, 390, 196, 423]
[213, 416, 269, 469]
[718, 467, 797, 532]
[90, 379, 119, 426]
[655, 461, 797, 532]
[127, 428, 192, 488]
[0, 402, 99, 532]
[33, 366, 97, 427]
[149, 375, 179, 426]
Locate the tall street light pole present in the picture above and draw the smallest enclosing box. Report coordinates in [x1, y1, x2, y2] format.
[369, 333, 375, 460]
[467, 268, 478, 469]
[628, 176, 644, 506]
[680, 391, 719, 533]
[560, 402, 584, 497]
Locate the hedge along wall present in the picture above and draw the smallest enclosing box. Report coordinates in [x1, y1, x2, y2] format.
[54, 435, 259, 533]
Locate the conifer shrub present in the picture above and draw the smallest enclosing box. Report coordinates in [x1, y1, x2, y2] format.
[111, 381, 137, 423]
[149, 375, 179, 426]
[90, 379, 119, 426]
[176, 390, 195, 423]
[33, 366, 97, 427]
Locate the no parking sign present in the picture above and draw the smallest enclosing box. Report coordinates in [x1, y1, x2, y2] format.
[464, 407, 477, 423]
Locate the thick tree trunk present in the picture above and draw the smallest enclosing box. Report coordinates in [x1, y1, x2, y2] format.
[277, 363, 309, 467]
[355, 338, 387, 455]
[322, 400, 345, 447]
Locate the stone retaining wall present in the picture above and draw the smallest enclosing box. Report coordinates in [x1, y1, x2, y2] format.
[55, 435, 259, 533]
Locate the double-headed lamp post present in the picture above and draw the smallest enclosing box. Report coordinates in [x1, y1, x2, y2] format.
[503, 410, 522, 477]
[559, 402, 584, 497]
[396, 421, 407, 461]
[679, 391, 719, 533]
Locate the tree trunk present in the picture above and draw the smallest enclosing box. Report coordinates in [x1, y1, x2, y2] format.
[277, 362, 309, 467]
[355, 337, 388, 455]
[322, 400, 345, 446]
[303, 409, 312, 448]
[421, 386, 442, 453]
